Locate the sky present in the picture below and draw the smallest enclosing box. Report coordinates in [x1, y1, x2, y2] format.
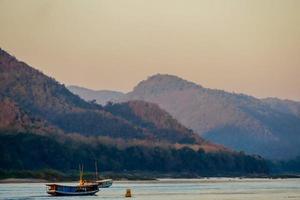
[0, 0, 299, 100]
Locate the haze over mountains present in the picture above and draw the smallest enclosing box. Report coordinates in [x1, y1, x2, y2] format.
[1, 48, 272, 176]
[69, 74, 300, 160]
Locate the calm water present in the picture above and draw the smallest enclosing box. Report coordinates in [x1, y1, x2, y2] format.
[0, 178, 300, 200]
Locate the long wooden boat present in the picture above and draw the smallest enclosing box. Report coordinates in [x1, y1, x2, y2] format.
[46, 164, 99, 196]
[46, 183, 99, 196]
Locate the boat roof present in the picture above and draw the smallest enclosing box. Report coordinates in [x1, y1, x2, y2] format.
[46, 183, 98, 187]
[96, 179, 113, 183]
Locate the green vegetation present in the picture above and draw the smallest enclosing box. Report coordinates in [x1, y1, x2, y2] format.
[270, 156, 300, 174]
[0, 132, 270, 180]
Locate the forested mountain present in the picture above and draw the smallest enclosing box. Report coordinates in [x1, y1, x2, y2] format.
[116, 74, 300, 160]
[0, 48, 270, 176]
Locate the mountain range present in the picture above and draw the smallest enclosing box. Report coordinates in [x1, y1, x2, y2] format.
[0, 49, 213, 148]
[69, 74, 300, 160]
[0, 48, 273, 176]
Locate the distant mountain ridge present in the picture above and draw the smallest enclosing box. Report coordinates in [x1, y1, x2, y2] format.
[69, 74, 300, 160]
[68, 85, 124, 105]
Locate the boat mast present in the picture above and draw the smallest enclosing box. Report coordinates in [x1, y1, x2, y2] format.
[95, 160, 98, 180]
[79, 164, 84, 186]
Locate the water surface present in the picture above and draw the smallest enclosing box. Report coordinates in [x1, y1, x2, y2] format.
[0, 178, 300, 200]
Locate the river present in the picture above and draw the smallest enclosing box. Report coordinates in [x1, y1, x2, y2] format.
[0, 178, 300, 200]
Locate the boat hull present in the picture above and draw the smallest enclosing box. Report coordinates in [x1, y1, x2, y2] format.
[47, 190, 98, 196]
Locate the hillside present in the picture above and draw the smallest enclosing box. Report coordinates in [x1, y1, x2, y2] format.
[0, 48, 221, 147]
[68, 85, 124, 105]
[0, 48, 139, 140]
[104, 101, 226, 152]
[0, 98, 51, 134]
[117, 74, 300, 160]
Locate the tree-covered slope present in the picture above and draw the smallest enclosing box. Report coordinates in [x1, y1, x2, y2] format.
[104, 101, 226, 151]
[0, 132, 269, 176]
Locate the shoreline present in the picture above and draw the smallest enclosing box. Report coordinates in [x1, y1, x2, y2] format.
[0, 178, 48, 184]
[1, 175, 300, 184]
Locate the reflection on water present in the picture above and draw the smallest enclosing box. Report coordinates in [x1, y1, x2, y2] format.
[0, 178, 300, 200]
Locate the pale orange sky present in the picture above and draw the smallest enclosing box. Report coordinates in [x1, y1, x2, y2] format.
[0, 0, 299, 100]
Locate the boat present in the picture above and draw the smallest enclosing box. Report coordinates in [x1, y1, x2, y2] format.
[46, 165, 99, 196]
[93, 161, 113, 188]
[46, 183, 99, 196]
[96, 179, 113, 188]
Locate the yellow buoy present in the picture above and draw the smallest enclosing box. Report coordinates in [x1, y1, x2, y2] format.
[125, 189, 132, 197]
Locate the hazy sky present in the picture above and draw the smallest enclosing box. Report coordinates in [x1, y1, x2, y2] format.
[0, 0, 299, 100]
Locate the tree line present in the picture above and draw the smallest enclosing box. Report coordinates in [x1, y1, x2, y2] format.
[0, 132, 270, 177]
